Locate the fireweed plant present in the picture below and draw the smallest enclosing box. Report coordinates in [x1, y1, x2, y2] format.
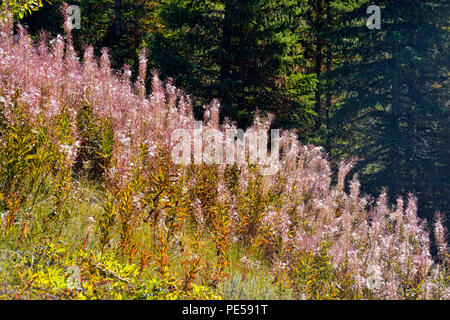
[0, 11, 449, 300]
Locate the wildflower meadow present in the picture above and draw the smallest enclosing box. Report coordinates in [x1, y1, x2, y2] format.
[0, 7, 449, 300]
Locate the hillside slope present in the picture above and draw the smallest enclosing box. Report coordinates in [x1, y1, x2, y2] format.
[0, 17, 449, 299]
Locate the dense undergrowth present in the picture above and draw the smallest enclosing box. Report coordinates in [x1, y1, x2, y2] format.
[0, 14, 449, 300]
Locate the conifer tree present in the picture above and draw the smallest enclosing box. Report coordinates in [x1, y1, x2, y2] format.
[21, 0, 161, 69]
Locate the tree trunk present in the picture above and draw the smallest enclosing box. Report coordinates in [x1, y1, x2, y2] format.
[115, 0, 122, 38]
[325, 0, 331, 130]
[219, 0, 233, 120]
[314, 0, 323, 131]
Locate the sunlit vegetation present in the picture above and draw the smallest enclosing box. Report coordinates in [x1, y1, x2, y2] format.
[0, 6, 449, 300]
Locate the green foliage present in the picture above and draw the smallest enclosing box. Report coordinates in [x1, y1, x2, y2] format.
[0, 99, 77, 238]
[147, 0, 316, 130]
[288, 248, 353, 300]
[1, 0, 50, 20]
[74, 105, 114, 180]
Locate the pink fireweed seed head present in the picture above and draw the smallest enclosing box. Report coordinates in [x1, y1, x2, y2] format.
[170, 128, 192, 166]
[50, 34, 65, 66]
[83, 45, 95, 67]
[391, 197, 405, 231]
[257, 129, 280, 176]
[260, 207, 293, 249]
[138, 48, 148, 83]
[60, 140, 81, 165]
[192, 198, 204, 226]
[434, 212, 449, 262]
[203, 127, 224, 165]
[348, 174, 361, 210]
[204, 99, 221, 129]
[149, 71, 167, 130]
[217, 164, 232, 205]
[365, 264, 383, 291]
[100, 48, 111, 77]
[136, 48, 148, 97]
[121, 64, 132, 83]
[37, 31, 50, 56]
[404, 194, 419, 228]
[223, 124, 238, 165]
[336, 159, 356, 194]
[60, 3, 73, 41]
[165, 78, 177, 110]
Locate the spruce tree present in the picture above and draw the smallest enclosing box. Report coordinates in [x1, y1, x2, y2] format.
[148, 0, 316, 131]
[22, 0, 161, 70]
[328, 0, 449, 226]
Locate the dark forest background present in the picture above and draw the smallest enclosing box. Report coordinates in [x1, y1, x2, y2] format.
[19, 0, 449, 231]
